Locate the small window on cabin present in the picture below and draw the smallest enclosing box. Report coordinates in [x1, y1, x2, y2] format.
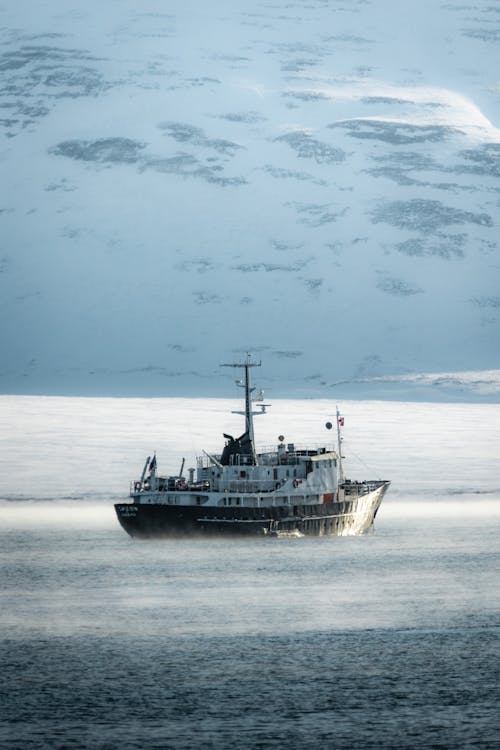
[240, 470, 246, 478]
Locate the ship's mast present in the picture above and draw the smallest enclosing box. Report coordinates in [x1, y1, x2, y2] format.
[222, 354, 261, 464]
[336, 406, 345, 483]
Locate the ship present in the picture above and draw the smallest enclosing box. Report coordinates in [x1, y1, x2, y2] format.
[114, 356, 390, 538]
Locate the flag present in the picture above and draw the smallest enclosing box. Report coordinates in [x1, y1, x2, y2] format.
[149, 455, 157, 472]
[338, 416, 344, 426]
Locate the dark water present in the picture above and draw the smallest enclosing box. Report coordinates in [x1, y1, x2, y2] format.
[1, 500, 499, 749]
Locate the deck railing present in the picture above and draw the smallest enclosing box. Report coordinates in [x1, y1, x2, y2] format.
[196, 444, 336, 469]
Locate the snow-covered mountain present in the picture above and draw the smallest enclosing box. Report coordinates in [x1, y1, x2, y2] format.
[1, 0, 499, 400]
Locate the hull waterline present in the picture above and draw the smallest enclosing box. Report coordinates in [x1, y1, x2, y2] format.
[115, 482, 389, 539]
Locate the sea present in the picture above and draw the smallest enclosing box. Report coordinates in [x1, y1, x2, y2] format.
[0, 396, 499, 750]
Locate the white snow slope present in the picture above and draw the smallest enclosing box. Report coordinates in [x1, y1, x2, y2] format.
[0, 0, 499, 400]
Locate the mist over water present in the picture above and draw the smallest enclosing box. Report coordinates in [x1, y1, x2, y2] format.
[1, 396, 499, 748]
[1, 395, 499, 500]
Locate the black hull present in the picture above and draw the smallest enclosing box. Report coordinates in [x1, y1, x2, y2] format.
[115, 488, 387, 539]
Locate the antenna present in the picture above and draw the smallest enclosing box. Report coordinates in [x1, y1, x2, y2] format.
[336, 406, 345, 483]
[221, 353, 261, 464]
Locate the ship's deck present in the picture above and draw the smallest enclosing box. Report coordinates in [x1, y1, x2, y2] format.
[197, 444, 337, 469]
